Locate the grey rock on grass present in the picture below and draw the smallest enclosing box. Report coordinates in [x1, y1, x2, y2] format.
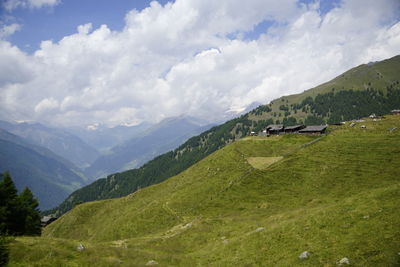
[299, 251, 310, 259]
[338, 257, 350, 265]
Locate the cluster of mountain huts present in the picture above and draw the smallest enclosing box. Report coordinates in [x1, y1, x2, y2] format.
[250, 110, 400, 137]
[251, 124, 328, 136]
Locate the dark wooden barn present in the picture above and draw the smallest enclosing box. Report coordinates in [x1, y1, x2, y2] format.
[299, 125, 327, 134]
[284, 125, 305, 133]
[41, 216, 58, 227]
[266, 124, 284, 135]
[391, 109, 400, 115]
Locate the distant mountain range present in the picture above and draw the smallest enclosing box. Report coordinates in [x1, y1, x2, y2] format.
[0, 116, 214, 209]
[85, 116, 214, 179]
[65, 122, 152, 153]
[48, 54, 400, 216]
[0, 129, 87, 209]
[0, 120, 99, 169]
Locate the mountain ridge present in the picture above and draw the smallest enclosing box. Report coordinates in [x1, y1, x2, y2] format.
[0, 120, 100, 169]
[85, 116, 214, 179]
[0, 129, 89, 209]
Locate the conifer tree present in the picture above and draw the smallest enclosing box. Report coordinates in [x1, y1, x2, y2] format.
[0, 236, 8, 267]
[0, 172, 41, 236]
[0, 172, 19, 235]
[18, 188, 41, 235]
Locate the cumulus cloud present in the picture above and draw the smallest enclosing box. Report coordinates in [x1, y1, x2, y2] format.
[0, 0, 399, 127]
[2, 0, 60, 11]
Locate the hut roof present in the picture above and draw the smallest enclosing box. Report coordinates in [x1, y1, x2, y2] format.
[41, 216, 53, 223]
[299, 125, 327, 132]
[266, 124, 283, 131]
[41, 215, 57, 224]
[284, 125, 305, 131]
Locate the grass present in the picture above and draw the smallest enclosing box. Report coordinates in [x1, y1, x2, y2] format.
[247, 156, 283, 170]
[8, 115, 400, 266]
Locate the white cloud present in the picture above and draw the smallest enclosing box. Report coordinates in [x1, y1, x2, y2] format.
[3, 0, 60, 11]
[34, 97, 59, 114]
[0, 41, 34, 86]
[0, 0, 399, 127]
[0, 23, 21, 39]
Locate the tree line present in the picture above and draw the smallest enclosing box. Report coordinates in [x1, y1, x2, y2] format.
[298, 88, 400, 124]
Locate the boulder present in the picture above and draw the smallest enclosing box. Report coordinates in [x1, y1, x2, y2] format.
[77, 244, 85, 252]
[299, 251, 310, 259]
[338, 257, 350, 265]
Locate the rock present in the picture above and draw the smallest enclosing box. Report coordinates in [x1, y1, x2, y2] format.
[299, 251, 310, 259]
[146, 260, 158, 265]
[338, 257, 350, 265]
[77, 243, 85, 251]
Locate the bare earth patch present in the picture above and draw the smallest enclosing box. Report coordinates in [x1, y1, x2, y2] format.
[247, 156, 283, 170]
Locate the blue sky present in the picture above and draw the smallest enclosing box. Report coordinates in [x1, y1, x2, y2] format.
[3, 0, 342, 53]
[0, 0, 399, 127]
[2, 0, 171, 53]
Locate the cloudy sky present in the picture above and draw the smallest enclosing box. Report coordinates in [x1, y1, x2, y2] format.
[0, 0, 399, 127]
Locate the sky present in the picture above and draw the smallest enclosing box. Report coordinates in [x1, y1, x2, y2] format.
[0, 0, 399, 128]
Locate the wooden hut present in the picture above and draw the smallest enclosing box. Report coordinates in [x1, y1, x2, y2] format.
[299, 125, 327, 134]
[266, 124, 284, 135]
[284, 125, 305, 133]
[41, 216, 58, 227]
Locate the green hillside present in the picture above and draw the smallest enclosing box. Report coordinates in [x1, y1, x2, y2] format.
[250, 55, 400, 124]
[48, 55, 400, 217]
[9, 115, 400, 266]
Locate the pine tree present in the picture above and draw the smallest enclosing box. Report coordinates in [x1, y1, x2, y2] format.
[18, 188, 41, 236]
[0, 172, 41, 236]
[0, 172, 19, 235]
[0, 236, 9, 266]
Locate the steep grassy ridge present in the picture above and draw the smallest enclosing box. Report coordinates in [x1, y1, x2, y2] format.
[10, 115, 400, 266]
[251, 55, 400, 123]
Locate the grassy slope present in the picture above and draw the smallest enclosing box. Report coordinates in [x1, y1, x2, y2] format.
[249, 55, 400, 121]
[9, 115, 400, 266]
